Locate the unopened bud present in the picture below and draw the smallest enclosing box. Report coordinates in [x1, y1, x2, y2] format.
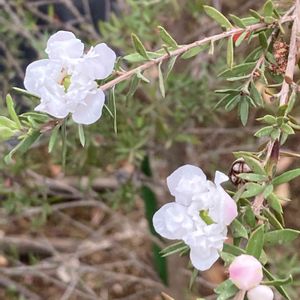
[228, 254, 263, 290]
[247, 285, 274, 300]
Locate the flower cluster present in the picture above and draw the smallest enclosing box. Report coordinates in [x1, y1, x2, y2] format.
[152, 164, 238, 271]
[24, 31, 116, 125]
[229, 254, 274, 300]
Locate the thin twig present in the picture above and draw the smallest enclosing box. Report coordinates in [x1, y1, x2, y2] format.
[279, 0, 300, 105]
[100, 17, 294, 92]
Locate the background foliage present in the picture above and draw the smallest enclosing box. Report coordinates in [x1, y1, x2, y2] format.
[0, 0, 299, 299]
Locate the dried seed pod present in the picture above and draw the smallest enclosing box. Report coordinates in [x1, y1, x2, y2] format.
[229, 158, 251, 185]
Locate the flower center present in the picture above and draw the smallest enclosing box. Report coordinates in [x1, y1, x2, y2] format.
[199, 210, 214, 225]
[62, 75, 71, 92]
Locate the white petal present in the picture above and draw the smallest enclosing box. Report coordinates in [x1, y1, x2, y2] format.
[152, 202, 193, 240]
[214, 171, 229, 185]
[167, 165, 206, 204]
[74, 43, 116, 80]
[71, 90, 105, 125]
[35, 86, 69, 119]
[46, 31, 84, 60]
[24, 59, 62, 95]
[92, 43, 116, 78]
[189, 246, 220, 271]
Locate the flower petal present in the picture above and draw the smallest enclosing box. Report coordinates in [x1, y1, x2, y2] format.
[152, 202, 193, 240]
[247, 285, 274, 300]
[71, 90, 105, 125]
[24, 59, 62, 96]
[167, 164, 207, 205]
[189, 246, 220, 271]
[35, 86, 69, 119]
[46, 31, 84, 60]
[214, 171, 229, 185]
[91, 43, 116, 79]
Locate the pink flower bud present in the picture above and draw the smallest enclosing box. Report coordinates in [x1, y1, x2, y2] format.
[228, 254, 263, 290]
[247, 285, 274, 300]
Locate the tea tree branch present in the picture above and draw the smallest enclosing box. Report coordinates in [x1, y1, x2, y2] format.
[100, 16, 294, 92]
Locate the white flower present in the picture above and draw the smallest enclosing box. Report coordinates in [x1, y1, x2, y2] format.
[247, 285, 274, 300]
[153, 164, 238, 271]
[24, 31, 116, 125]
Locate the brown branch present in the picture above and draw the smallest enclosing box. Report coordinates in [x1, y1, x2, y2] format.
[100, 17, 294, 92]
[279, 0, 300, 105]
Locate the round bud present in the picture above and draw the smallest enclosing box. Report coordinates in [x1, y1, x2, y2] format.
[228, 254, 263, 290]
[247, 285, 274, 300]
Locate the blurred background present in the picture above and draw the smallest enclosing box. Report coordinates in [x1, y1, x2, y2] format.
[0, 0, 299, 299]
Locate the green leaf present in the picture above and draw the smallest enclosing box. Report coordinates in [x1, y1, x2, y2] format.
[127, 75, 140, 99]
[158, 26, 178, 48]
[6, 94, 22, 129]
[158, 61, 165, 98]
[259, 32, 268, 49]
[231, 219, 248, 239]
[189, 268, 198, 290]
[251, 83, 264, 107]
[263, 184, 273, 198]
[263, 0, 273, 17]
[242, 182, 264, 198]
[12, 87, 40, 99]
[263, 209, 283, 229]
[181, 44, 210, 59]
[243, 155, 266, 175]
[273, 168, 300, 185]
[0, 116, 18, 130]
[263, 267, 292, 300]
[244, 206, 256, 227]
[249, 9, 263, 20]
[123, 51, 160, 63]
[220, 252, 236, 266]
[229, 14, 246, 28]
[225, 95, 239, 111]
[254, 126, 274, 137]
[235, 31, 248, 47]
[4, 131, 41, 163]
[263, 275, 293, 286]
[0, 127, 18, 141]
[48, 124, 60, 153]
[214, 93, 238, 110]
[238, 173, 268, 182]
[227, 36, 234, 68]
[218, 62, 256, 78]
[246, 225, 264, 259]
[165, 55, 178, 79]
[266, 193, 282, 213]
[203, 6, 233, 29]
[239, 100, 249, 126]
[264, 229, 300, 246]
[257, 115, 276, 124]
[111, 87, 117, 134]
[223, 243, 245, 256]
[160, 242, 189, 257]
[136, 71, 150, 83]
[131, 33, 150, 60]
[281, 123, 294, 135]
[78, 124, 85, 147]
[214, 280, 238, 300]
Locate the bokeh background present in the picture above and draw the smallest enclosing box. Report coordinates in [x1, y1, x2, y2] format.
[0, 0, 299, 299]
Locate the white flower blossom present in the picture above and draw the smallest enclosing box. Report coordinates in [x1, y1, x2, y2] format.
[24, 31, 116, 125]
[152, 164, 238, 271]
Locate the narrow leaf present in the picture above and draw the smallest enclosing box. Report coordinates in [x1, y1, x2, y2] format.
[246, 225, 264, 259]
[203, 6, 233, 29]
[131, 33, 150, 60]
[158, 26, 178, 48]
